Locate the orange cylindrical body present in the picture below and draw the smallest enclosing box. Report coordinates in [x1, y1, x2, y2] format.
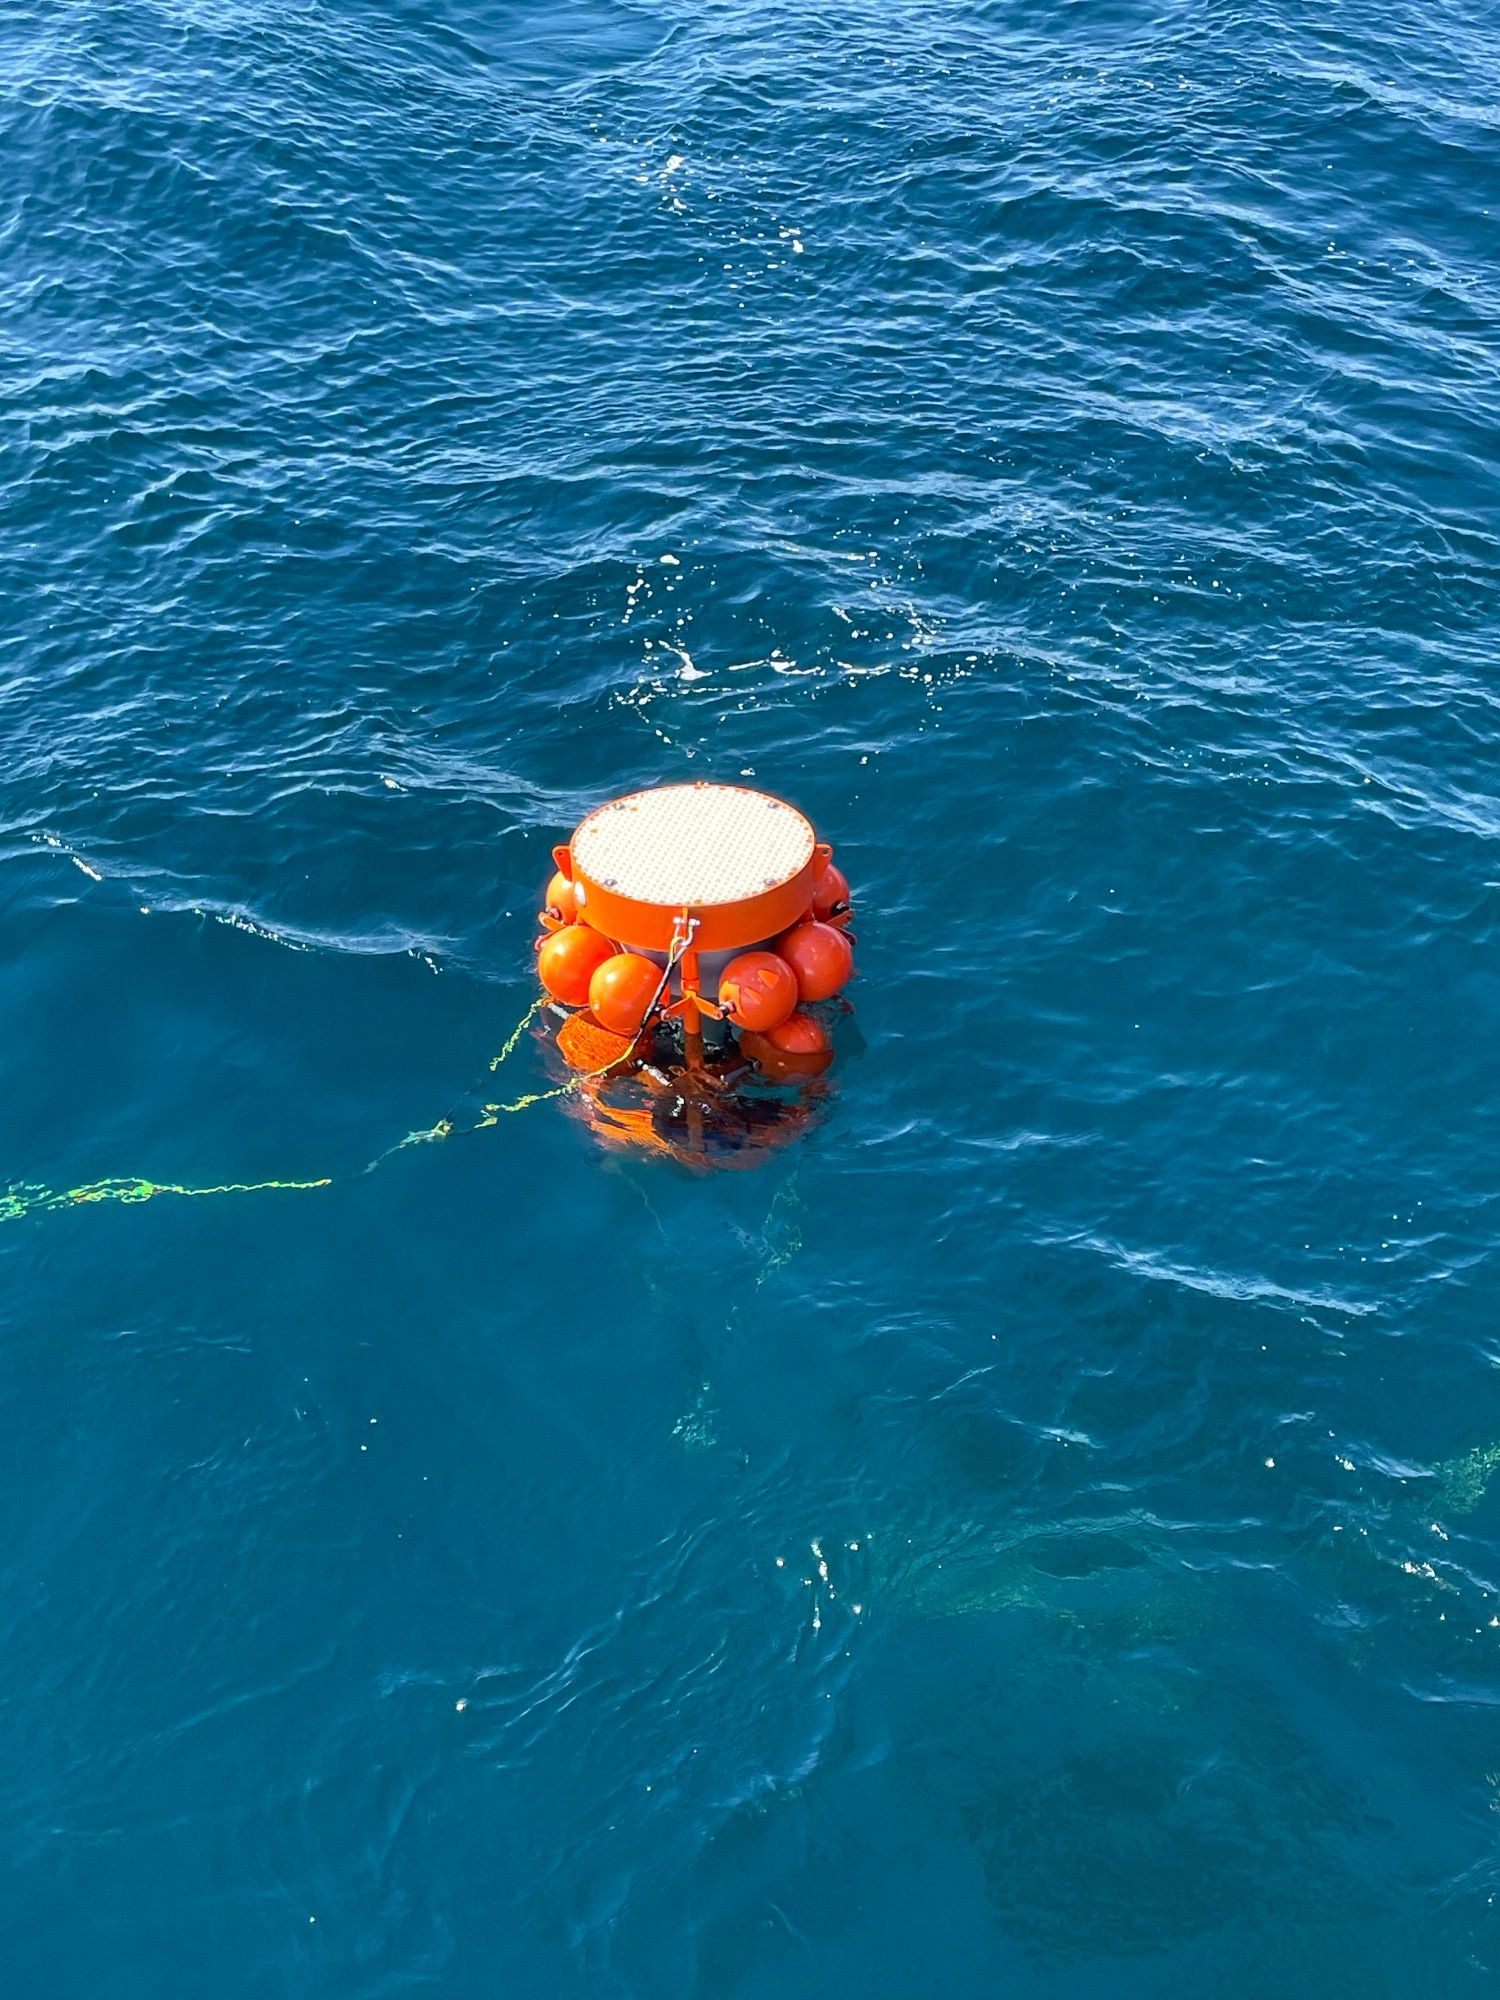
[572, 874, 816, 954]
[568, 784, 818, 952]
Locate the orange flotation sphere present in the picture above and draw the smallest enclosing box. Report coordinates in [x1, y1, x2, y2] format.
[812, 861, 851, 922]
[765, 1010, 830, 1056]
[775, 920, 854, 1002]
[740, 1010, 830, 1058]
[544, 870, 578, 924]
[538, 922, 615, 1006]
[588, 952, 661, 1037]
[718, 950, 798, 1033]
[740, 1010, 833, 1079]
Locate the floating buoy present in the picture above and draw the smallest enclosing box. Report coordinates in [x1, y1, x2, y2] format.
[754, 1010, 831, 1057]
[718, 950, 799, 1033]
[533, 782, 857, 1156]
[588, 951, 661, 1037]
[812, 860, 852, 923]
[544, 869, 578, 925]
[738, 1009, 833, 1080]
[775, 919, 854, 1002]
[538, 922, 615, 1006]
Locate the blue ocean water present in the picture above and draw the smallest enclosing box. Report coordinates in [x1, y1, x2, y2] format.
[3, 0, 1499, 1990]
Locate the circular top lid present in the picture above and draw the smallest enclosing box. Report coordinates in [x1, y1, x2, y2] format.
[572, 783, 814, 909]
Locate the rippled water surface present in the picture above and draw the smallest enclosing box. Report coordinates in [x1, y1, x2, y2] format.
[3, 1, 1499, 1992]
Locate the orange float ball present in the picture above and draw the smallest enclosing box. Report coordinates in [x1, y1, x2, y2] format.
[717, 950, 798, 1033]
[740, 1010, 830, 1058]
[537, 923, 615, 1006]
[544, 870, 578, 923]
[762, 1010, 831, 1057]
[775, 919, 854, 1002]
[588, 952, 661, 1037]
[812, 862, 851, 921]
[740, 1010, 833, 1078]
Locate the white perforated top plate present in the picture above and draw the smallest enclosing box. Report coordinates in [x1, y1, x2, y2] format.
[573, 784, 814, 907]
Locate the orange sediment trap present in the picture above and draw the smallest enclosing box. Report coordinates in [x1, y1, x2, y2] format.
[536, 781, 856, 1161]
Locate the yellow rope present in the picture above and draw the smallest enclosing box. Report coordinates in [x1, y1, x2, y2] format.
[475, 1086, 572, 1126]
[489, 998, 544, 1071]
[476, 1045, 635, 1126]
[1, 994, 568, 1228]
[0, 1174, 333, 1224]
[365, 999, 585, 1165]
